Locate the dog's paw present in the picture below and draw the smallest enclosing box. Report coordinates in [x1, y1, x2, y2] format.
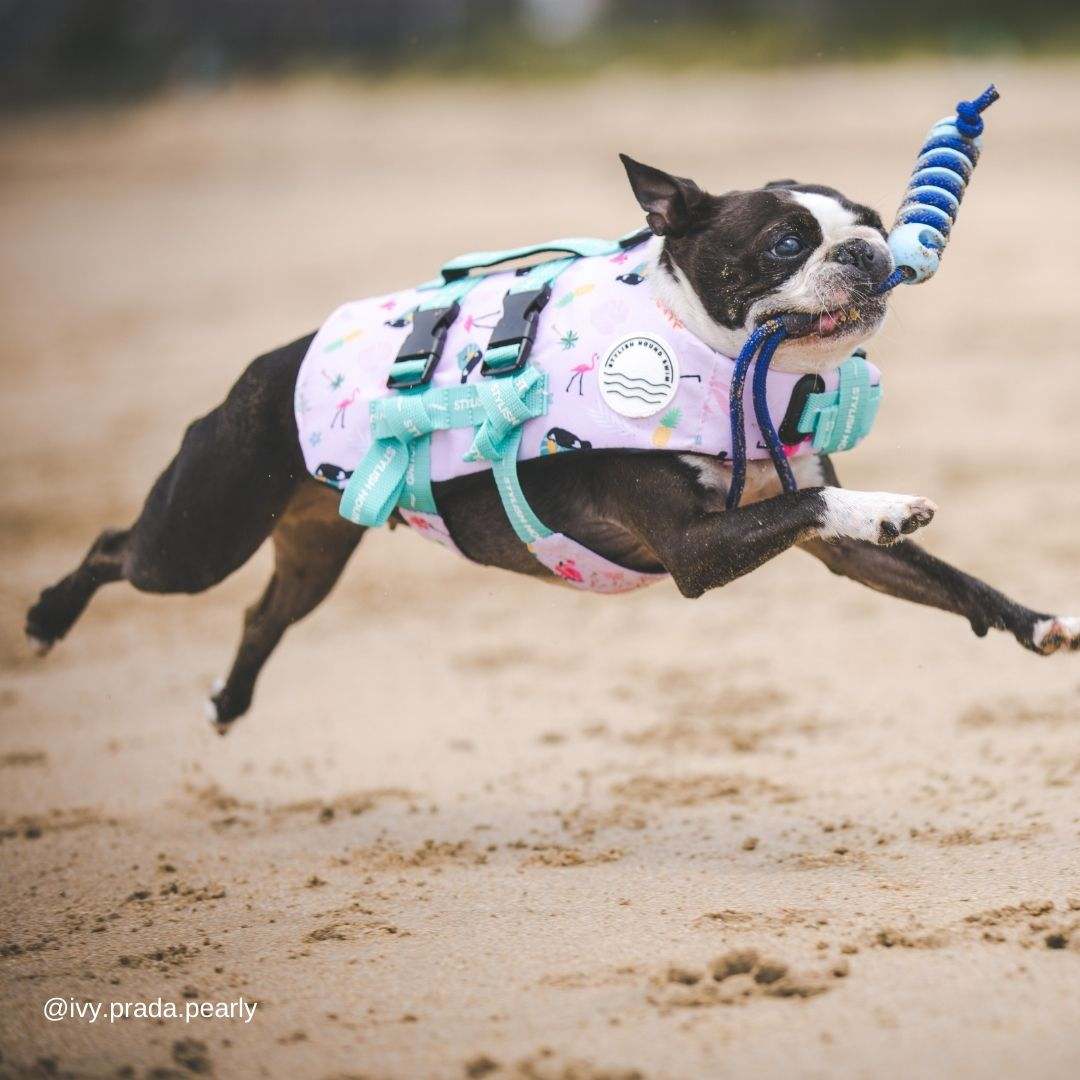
[819, 488, 937, 546]
[1030, 616, 1080, 656]
[204, 676, 251, 734]
[204, 677, 232, 736]
[25, 593, 63, 656]
[26, 632, 53, 658]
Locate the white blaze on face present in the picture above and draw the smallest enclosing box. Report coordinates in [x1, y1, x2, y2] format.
[745, 191, 892, 373]
[774, 191, 890, 313]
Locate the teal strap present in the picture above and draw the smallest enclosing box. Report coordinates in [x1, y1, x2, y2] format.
[434, 237, 626, 286]
[416, 273, 480, 309]
[402, 426, 437, 514]
[472, 368, 553, 542]
[353, 383, 471, 524]
[491, 425, 551, 544]
[482, 342, 521, 372]
[339, 371, 549, 531]
[418, 229, 649, 290]
[465, 366, 548, 462]
[507, 255, 576, 295]
[797, 355, 882, 454]
[339, 436, 413, 527]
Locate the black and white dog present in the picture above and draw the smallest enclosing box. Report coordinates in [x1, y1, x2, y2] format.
[26, 156, 1079, 729]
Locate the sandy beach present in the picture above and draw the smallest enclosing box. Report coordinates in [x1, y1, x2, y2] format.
[2, 64, 1080, 1079]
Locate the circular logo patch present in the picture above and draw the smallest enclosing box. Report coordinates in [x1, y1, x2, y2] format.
[598, 334, 679, 419]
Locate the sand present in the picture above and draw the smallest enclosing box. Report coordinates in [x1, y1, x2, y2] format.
[2, 63, 1080, 1080]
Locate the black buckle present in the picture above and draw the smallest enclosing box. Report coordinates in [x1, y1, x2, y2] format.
[481, 284, 552, 377]
[387, 303, 460, 390]
[778, 373, 825, 445]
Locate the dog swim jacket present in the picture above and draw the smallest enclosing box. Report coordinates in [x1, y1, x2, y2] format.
[295, 234, 882, 593]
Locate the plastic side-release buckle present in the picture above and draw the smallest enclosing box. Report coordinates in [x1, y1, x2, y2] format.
[778, 373, 825, 446]
[386, 303, 460, 390]
[794, 353, 881, 454]
[481, 284, 552, 378]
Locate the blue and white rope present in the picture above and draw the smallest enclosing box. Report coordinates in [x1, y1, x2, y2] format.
[873, 84, 999, 295]
[726, 86, 1000, 508]
[725, 320, 788, 510]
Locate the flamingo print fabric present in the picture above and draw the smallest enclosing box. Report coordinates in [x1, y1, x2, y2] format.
[295, 241, 880, 592]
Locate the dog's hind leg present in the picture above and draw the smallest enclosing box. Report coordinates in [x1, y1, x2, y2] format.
[208, 481, 363, 732]
[25, 527, 130, 654]
[26, 334, 312, 654]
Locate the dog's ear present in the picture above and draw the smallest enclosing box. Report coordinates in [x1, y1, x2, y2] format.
[764, 179, 799, 189]
[619, 154, 704, 238]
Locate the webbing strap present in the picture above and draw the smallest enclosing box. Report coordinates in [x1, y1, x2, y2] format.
[509, 255, 576, 295]
[403, 434, 437, 514]
[467, 367, 553, 543]
[465, 366, 548, 461]
[338, 369, 549, 533]
[490, 425, 551, 544]
[797, 356, 882, 453]
[417, 274, 480, 310]
[424, 231, 646, 288]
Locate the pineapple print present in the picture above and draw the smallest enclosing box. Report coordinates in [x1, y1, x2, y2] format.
[555, 283, 596, 308]
[651, 408, 682, 447]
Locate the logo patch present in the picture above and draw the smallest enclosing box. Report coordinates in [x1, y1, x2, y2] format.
[599, 334, 679, 419]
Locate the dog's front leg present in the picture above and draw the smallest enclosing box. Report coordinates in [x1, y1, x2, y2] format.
[800, 535, 1079, 655]
[640, 487, 936, 599]
[797, 461, 1079, 655]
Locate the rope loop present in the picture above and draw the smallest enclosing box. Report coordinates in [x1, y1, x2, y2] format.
[725, 320, 789, 510]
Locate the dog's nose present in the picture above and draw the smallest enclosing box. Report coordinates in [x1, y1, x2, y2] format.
[830, 238, 888, 281]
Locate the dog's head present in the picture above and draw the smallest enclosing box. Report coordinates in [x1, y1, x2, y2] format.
[621, 155, 892, 373]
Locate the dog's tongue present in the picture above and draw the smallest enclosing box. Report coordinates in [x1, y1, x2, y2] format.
[771, 308, 849, 339]
[817, 311, 840, 334]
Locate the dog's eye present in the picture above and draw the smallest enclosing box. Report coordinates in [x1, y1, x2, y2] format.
[770, 235, 806, 258]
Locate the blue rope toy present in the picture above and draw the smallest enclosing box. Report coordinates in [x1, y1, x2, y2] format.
[726, 84, 1000, 510]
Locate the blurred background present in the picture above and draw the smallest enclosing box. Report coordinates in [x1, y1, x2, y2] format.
[4, 0, 1080, 106]
[3, 4, 1080, 1079]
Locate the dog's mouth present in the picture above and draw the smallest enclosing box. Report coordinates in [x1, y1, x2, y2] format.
[759, 297, 886, 341]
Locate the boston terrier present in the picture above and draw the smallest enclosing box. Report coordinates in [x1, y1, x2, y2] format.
[25, 156, 1080, 730]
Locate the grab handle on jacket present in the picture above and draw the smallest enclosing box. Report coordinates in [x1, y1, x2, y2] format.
[421, 228, 652, 288]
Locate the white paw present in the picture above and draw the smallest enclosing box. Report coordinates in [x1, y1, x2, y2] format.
[1031, 616, 1080, 656]
[819, 488, 937, 546]
[204, 676, 230, 734]
[26, 634, 53, 658]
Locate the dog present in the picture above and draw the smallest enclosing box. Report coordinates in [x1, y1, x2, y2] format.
[25, 155, 1080, 730]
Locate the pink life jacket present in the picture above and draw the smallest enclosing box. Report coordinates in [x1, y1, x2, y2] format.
[295, 237, 881, 593]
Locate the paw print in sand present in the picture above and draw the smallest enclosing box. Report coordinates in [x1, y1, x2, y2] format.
[649, 948, 833, 1009]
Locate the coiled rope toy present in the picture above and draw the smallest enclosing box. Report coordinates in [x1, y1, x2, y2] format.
[726, 84, 1000, 510]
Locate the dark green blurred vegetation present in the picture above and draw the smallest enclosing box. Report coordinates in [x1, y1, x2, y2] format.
[3, 0, 1080, 107]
